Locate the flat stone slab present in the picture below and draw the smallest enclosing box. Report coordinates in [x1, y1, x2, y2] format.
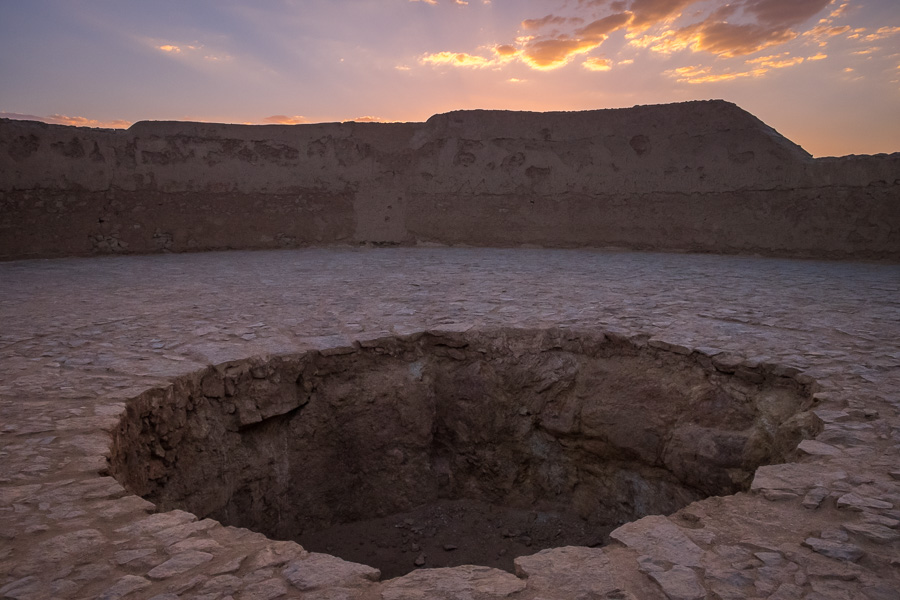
[1, 247, 899, 599]
[610, 515, 705, 567]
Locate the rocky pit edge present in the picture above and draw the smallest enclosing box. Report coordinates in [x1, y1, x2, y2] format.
[108, 327, 822, 580]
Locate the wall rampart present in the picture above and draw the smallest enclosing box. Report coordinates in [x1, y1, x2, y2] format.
[1, 100, 897, 260]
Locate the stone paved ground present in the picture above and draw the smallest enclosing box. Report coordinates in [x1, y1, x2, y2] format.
[1, 247, 898, 599]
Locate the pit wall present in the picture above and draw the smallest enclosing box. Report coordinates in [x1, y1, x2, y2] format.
[2, 100, 898, 260]
[109, 328, 821, 547]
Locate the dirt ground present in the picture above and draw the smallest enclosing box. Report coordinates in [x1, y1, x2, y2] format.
[298, 498, 614, 580]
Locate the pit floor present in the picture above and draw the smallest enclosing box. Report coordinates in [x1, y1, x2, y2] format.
[1, 248, 899, 599]
[299, 498, 606, 580]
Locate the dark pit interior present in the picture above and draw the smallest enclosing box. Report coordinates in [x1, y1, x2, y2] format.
[109, 328, 821, 579]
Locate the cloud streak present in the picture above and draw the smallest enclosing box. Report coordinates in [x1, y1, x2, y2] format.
[262, 115, 308, 125]
[419, 0, 846, 75]
[151, 39, 233, 64]
[0, 111, 131, 128]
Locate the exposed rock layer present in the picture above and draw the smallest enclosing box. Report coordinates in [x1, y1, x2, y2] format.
[2, 100, 898, 260]
[109, 327, 820, 578]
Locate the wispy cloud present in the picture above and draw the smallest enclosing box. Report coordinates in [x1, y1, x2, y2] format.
[419, 0, 844, 75]
[583, 57, 613, 71]
[1, 111, 131, 128]
[668, 63, 769, 84]
[262, 115, 308, 125]
[152, 40, 233, 63]
[863, 26, 900, 42]
[522, 14, 584, 30]
[628, 0, 698, 31]
[423, 10, 631, 71]
[670, 47, 808, 84]
[421, 51, 498, 68]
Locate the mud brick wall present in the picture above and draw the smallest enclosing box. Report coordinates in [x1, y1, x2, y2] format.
[1, 100, 898, 260]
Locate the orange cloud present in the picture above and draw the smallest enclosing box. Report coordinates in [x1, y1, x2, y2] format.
[262, 115, 308, 125]
[670, 48, 806, 84]
[744, 0, 832, 27]
[628, 0, 699, 30]
[757, 56, 805, 69]
[519, 37, 604, 70]
[624, 0, 837, 58]
[350, 116, 386, 122]
[745, 52, 785, 64]
[679, 21, 799, 58]
[741, 52, 807, 70]
[421, 51, 495, 67]
[577, 12, 633, 40]
[424, 10, 630, 73]
[153, 40, 232, 64]
[409, 0, 437, 4]
[583, 57, 613, 71]
[670, 64, 769, 83]
[420, 43, 520, 69]
[420, 0, 840, 75]
[49, 114, 131, 128]
[523, 15, 568, 30]
[864, 26, 900, 42]
[1, 111, 131, 129]
[805, 23, 852, 40]
[157, 43, 203, 54]
[828, 2, 850, 19]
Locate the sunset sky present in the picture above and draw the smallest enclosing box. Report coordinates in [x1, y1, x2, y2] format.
[1, 0, 898, 157]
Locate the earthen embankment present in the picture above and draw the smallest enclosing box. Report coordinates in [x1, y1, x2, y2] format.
[1, 100, 897, 260]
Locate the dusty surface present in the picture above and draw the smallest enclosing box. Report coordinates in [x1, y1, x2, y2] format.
[1, 247, 899, 599]
[2, 100, 899, 260]
[299, 498, 604, 579]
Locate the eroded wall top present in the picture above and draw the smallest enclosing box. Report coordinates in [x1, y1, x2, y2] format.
[1, 100, 898, 260]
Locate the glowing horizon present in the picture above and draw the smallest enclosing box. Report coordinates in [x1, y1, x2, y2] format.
[1, 0, 898, 157]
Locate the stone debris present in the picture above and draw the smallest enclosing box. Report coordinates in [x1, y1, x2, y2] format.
[381, 565, 527, 600]
[513, 546, 618, 597]
[610, 515, 704, 567]
[97, 574, 152, 600]
[647, 565, 706, 600]
[750, 464, 848, 498]
[282, 554, 380, 592]
[797, 439, 844, 457]
[836, 492, 894, 512]
[802, 537, 865, 562]
[842, 522, 900, 544]
[802, 487, 831, 509]
[147, 551, 214, 580]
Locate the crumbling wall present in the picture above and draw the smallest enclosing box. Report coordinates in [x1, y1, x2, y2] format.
[1, 100, 897, 260]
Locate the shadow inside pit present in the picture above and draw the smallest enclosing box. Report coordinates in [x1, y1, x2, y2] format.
[108, 327, 821, 579]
